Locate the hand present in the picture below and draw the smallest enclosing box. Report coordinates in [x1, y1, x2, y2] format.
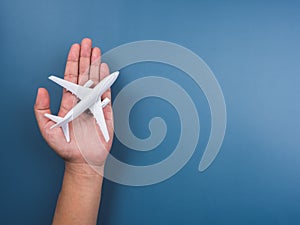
[34, 38, 114, 173]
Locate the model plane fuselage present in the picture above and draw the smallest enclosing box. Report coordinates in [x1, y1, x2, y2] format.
[44, 71, 119, 142]
[64, 75, 114, 121]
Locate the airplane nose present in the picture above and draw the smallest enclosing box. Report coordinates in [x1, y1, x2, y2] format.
[112, 71, 119, 81]
[114, 71, 119, 78]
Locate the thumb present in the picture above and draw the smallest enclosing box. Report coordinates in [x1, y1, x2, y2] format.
[34, 88, 51, 130]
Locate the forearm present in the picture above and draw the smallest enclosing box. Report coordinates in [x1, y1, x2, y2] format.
[52, 163, 104, 225]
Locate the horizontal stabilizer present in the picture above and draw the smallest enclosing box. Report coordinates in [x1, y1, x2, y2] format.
[44, 113, 70, 142]
[44, 114, 63, 123]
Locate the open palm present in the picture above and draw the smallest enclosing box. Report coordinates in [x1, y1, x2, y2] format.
[34, 38, 114, 170]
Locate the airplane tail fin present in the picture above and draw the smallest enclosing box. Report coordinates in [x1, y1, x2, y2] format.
[44, 114, 70, 142]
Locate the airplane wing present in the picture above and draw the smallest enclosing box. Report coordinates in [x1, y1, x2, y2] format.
[49, 76, 92, 100]
[89, 100, 110, 142]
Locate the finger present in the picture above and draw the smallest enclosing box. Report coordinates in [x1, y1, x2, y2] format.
[34, 88, 52, 130]
[89, 47, 101, 85]
[100, 63, 111, 101]
[59, 43, 80, 116]
[100, 63, 113, 122]
[78, 38, 92, 85]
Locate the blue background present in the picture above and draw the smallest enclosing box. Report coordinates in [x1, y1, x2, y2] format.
[1, 0, 300, 224]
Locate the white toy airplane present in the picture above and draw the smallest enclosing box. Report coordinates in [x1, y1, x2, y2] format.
[44, 71, 119, 143]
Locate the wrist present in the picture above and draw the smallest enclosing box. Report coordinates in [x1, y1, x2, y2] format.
[65, 162, 104, 180]
[53, 162, 103, 225]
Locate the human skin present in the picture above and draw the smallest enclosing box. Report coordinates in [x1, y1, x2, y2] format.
[34, 38, 113, 225]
